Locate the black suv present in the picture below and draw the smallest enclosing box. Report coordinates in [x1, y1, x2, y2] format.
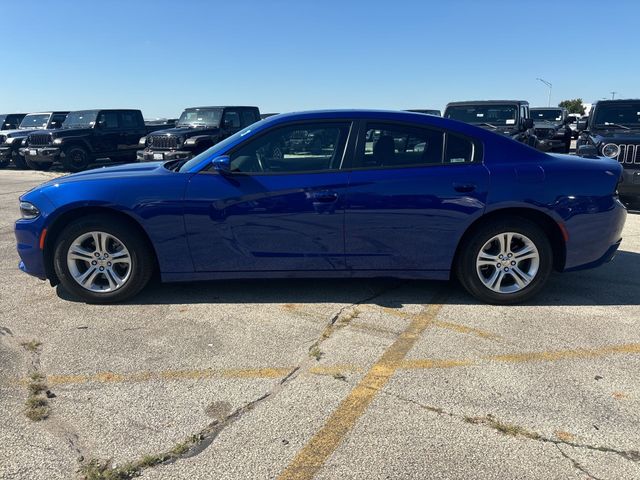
[576, 99, 640, 203]
[138, 106, 261, 162]
[0, 113, 27, 130]
[0, 112, 68, 169]
[530, 107, 572, 153]
[23, 109, 151, 171]
[444, 100, 540, 149]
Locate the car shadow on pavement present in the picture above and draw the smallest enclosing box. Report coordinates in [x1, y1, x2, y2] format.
[55, 250, 640, 308]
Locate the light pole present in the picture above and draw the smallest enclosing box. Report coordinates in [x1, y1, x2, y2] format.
[536, 78, 553, 107]
[610, 91, 617, 100]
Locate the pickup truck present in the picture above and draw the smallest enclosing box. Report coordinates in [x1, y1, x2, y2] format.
[0, 112, 68, 169]
[137, 106, 261, 162]
[22, 109, 165, 172]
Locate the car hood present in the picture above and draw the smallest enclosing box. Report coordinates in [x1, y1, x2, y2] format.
[149, 126, 220, 136]
[40, 161, 169, 187]
[590, 131, 640, 143]
[48, 128, 93, 138]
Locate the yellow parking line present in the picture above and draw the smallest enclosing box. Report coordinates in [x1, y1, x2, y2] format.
[400, 343, 640, 370]
[277, 297, 446, 480]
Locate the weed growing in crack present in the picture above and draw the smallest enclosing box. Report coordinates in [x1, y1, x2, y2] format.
[20, 340, 42, 352]
[25, 369, 49, 422]
[464, 415, 540, 440]
[332, 373, 347, 381]
[309, 345, 323, 361]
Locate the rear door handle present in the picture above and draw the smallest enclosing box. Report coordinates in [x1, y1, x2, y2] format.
[453, 183, 476, 193]
[310, 192, 339, 203]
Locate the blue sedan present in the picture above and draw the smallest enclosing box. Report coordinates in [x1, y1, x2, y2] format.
[15, 110, 626, 304]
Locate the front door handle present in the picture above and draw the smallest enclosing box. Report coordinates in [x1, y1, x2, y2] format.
[453, 183, 476, 193]
[310, 192, 339, 203]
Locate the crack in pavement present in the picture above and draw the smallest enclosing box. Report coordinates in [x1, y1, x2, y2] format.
[376, 389, 640, 468]
[555, 444, 605, 480]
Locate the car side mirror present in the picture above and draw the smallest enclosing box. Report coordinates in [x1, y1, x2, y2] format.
[523, 118, 534, 129]
[577, 119, 588, 131]
[577, 145, 598, 158]
[211, 155, 231, 173]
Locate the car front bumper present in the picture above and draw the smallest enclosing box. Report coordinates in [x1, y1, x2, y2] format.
[618, 168, 640, 198]
[19, 147, 61, 163]
[137, 149, 194, 162]
[0, 145, 16, 160]
[15, 218, 47, 280]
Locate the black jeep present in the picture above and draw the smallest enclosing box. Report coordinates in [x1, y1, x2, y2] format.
[443, 100, 541, 149]
[576, 99, 640, 204]
[0, 112, 68, 169]
[23, 109, 151, 172]
[138, 106, 261, 162]
[0, 113, 27, 131]
[530, 107, 572, 153]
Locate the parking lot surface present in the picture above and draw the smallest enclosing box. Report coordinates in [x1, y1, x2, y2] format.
[1, 169, 639, 479]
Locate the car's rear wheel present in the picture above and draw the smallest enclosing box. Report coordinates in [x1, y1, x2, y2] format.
[53, 216, 154, 303]
[62, 146, 92, 172]
[456, 218, 553, 304]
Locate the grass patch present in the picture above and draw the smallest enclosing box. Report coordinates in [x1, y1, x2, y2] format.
[25, 405, 49, 421]
[20, 340, 42, 352]
[464, 415, 540, 440]
[309, 345, 323, 361]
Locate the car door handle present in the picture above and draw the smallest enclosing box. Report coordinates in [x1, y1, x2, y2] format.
[310, 192, 339, 203]
[453, 183, 476, 193]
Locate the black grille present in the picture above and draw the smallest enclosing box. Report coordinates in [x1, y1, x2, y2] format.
[149, 135, 178, 149]
[29, 133, 52, 147]
[617, 144, 640, 165]
[534, 128, 555, 139]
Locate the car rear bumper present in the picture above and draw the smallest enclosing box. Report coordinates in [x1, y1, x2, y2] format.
[137, 149, 194, 162]
[563, 196, 627, 271]
[19, 147, 61, 163]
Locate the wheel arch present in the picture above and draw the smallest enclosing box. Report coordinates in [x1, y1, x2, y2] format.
[452, 207, 567, 277]
[43, 206, 160, 285]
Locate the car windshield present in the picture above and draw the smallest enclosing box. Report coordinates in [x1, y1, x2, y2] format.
[177, 119, 268, 173]
[177, 108, 223, 127]
[445, 104, 518, 125]
[63, 110, 98, 128]
[19, 114, 50, 130]
[593, 104, 640, 128]
[531, 109, 563, 123]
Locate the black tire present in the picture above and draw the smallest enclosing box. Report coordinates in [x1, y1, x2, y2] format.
[62, 145, 92, 172]
[53, 215, 154, 303]
[12, 151, 28, 169]
[26, 158, 52, 171]
[455, 217, 553, 304]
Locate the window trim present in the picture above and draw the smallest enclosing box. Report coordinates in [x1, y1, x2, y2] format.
[199, 119, 356, 176]
[345, 119, 483, 171]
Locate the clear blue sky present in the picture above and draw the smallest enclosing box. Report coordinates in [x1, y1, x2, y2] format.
[1, 0, 637, 118]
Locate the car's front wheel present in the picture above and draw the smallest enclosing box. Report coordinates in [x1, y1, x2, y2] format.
[53, 216, 154, 303]
[456, 218, 553, 304]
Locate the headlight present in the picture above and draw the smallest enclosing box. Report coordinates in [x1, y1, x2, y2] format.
[19, 201, 40, 220]
[601, 143, 620, 158]
[5, 137, 17, 144]
[139, 136, 147, 146]
[147, 136, 154, 146]
[21, 138, 27, 146]
[53, 138, 63, 145]
[175, 136, 183, 146]
[184, 137, 197, 146]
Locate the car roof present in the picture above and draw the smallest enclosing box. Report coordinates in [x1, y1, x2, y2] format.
[531, 107, 563, 110]
[184, 106, 259, 110]
[594, 99, 640, 105]
[25, 111, 69, 115]
[445, 100, 528, 107]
